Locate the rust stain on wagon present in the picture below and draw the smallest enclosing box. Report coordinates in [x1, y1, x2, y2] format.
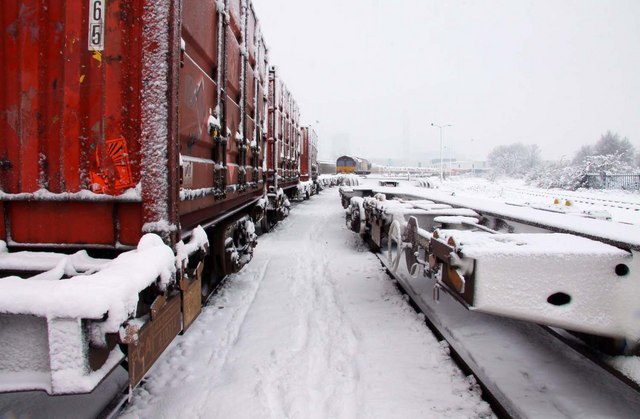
[2, 106, 19, 134]
[5, 20, 18, 39]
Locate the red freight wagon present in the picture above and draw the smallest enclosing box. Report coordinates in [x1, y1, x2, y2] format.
[300, 127, 318, 183]
[0, 0, 267, 271]
[267, 66, 301, 192]
[293, 126, 319, 200]
[264, 66, 306, 227]
[261, 67, 300, 230]
[0, 0, 288, 395]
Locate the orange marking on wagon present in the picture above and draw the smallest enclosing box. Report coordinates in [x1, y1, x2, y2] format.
[90, 138, 135, 195]
[92, 51, 102, 65]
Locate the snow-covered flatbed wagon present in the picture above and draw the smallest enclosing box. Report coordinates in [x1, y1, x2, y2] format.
[340, 182, 640, 352]
[0, 0, 317, 395]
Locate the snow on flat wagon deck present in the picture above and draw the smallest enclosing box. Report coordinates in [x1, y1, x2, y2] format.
[121, 189, 493, 418]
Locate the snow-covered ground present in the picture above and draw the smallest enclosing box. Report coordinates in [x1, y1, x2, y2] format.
[2, 175, 637, 418]
[121, 188, 493, 418]
[439, 176, 640, 225]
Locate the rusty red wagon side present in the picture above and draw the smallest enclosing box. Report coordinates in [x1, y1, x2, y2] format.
[0, 0, 284, 395]
[300, 126, 318, 183]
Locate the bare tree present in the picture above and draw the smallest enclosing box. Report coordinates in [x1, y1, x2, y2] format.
[488, 142, 541, 177]
[593, 131, 635, 164]
[572, 144, 593, 165]
[523, 144, 542, 170]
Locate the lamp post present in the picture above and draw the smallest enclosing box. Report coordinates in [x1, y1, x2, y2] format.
[431, 123, 452, 182]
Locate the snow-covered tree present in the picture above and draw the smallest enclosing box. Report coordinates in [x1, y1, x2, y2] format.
[523, 144, 542, 170]
[488, 143, 541, 177]
[526, 160, 578, 189]
[581, 153, 632, 174]
[573, 131, 635, 165]
[528, 153, 634, 190]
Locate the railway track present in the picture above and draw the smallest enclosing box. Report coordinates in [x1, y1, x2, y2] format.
[502, 186, 640, 212]
[96, 381, 130, 419]
[377, 252, 640, 418]
[338, 178, 640, 416]
[0, 367, 129, 419]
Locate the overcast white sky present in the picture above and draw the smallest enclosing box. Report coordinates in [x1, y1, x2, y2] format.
[253, 0, 640, 164]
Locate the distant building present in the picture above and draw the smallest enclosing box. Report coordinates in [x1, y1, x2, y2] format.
[424, 159, 490, 176]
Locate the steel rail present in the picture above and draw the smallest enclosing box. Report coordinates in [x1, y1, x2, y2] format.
[376, 253, 640, 418]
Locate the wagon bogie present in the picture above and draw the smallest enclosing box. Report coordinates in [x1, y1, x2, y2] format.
[212, 214, 258, 277]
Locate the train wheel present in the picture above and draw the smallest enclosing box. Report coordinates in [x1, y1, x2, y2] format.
[259, 211, 271, 234]
[215, 215, 258, 277]
[346, 199, 364, 235]
[387, 220, 404, 272]
[200, 244, 224, 304]
[349, 207, 361, 233]
[404, 217, 419, 273]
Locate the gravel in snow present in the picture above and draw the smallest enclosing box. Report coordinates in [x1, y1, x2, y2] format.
[121, 189, 494, 418]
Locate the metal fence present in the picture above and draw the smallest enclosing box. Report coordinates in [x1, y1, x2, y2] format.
[585, 173, 640, 190]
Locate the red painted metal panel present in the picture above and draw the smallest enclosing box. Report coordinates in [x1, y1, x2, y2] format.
[118, 204, 144, 246]
[0, 203, 5, 241]
[226, 96, 241, 162]
[182, 0, 219, 76]
[0, 3, 20, 194]
[61, 2, 84, 193]
[1, 0, 297, 247]
[266, 67, 301, 190]
[300, 127, 318, 182]
[246, 66, 256, 116]
[226, 26, 242, 106]
[179, 55, 218, 160]
[178, 2, 218, 166]
[228, 0, 242, 36]
[0, 0, 155, 249]
[301, 128, 309, 181]
[176, 0, 269, 231]
[247, 8, 257, 65]
[10, 202, 115, 245]
[267, 68, 278, 186]
[18, 0, 40, 193]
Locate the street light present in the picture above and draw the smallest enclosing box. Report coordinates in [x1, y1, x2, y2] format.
[431, 122, 452, 182]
